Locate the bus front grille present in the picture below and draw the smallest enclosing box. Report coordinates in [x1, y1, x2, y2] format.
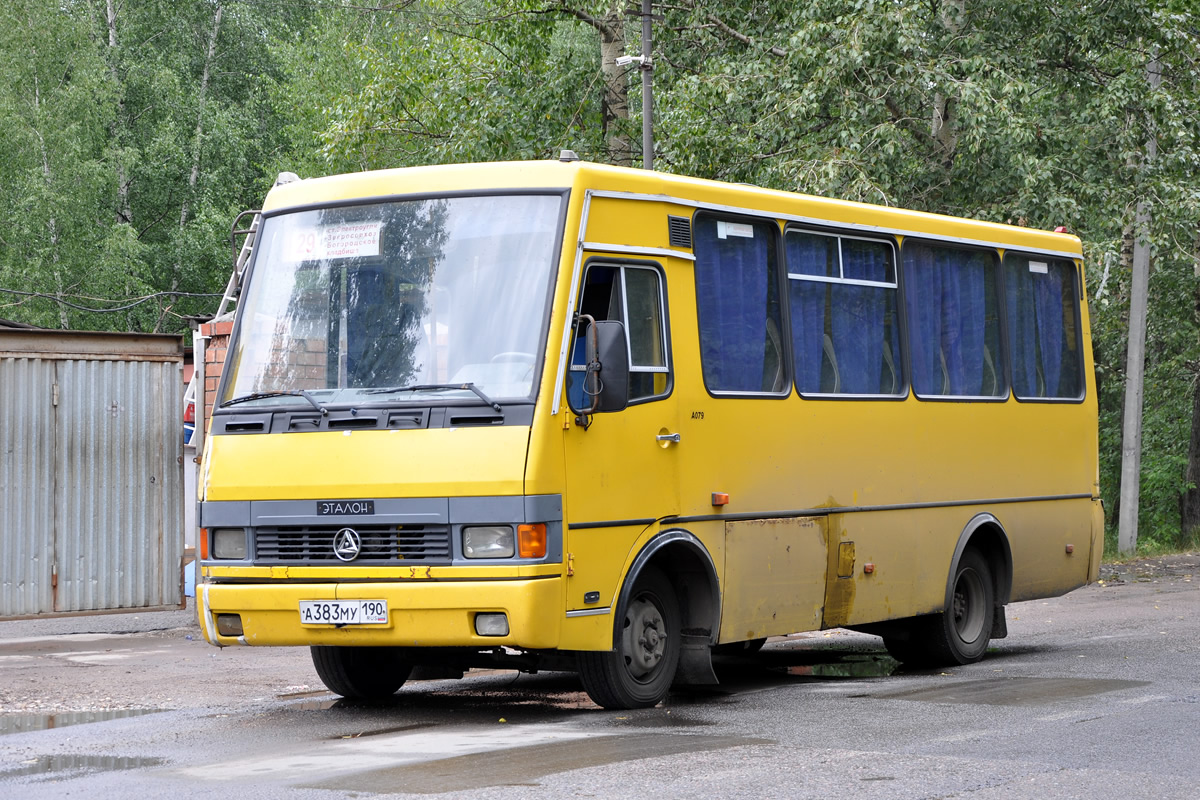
[253, 525, 452, 563]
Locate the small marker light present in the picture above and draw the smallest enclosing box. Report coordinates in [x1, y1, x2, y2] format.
[863, 563, 875, 574]
[518, 524, 547, 559]
[1054, 226, 1069, 233]
[711, 492, 729, 506]
[1065, 544, 1075, 554]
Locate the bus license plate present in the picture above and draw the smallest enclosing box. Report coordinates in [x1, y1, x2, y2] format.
[299, 600, 388, 626]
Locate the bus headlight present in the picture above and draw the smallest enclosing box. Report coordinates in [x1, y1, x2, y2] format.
[211, 528, 248, 560]
[463, 526, 514, 559]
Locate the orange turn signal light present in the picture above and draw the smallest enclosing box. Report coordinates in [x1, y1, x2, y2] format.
[199, 528, 209, 560]
[518, 524, 547, 559]
[711, 492, 729, 507]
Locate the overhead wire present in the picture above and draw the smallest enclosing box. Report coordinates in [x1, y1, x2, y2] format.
[0, 287, 224, 314]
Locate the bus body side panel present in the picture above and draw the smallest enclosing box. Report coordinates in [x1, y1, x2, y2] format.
[719, 517, 827, 642]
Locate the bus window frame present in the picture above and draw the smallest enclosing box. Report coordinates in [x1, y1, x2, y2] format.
[999, 250, 1087, 405]
[899, 238, 1011, 404]
[568, 257, 674, 408]
[783, 224, 908, 402]
[691, 210, 791, 401]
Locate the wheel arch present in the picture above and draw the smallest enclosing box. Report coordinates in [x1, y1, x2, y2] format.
[946, 513, 1013, 612]
[613, 528, 721, 650]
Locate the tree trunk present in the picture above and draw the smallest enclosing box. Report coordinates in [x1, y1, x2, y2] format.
[157, 3, 224, 334]
[931, 0, 966, 166]
[597, 8, 631, 167]
[180, 3, 222, 231]
[1180, 224, 1200, 543]
[105, 0, 132, 226]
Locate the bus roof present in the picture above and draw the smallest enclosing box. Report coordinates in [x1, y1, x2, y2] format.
[262, 159, 1082, 258]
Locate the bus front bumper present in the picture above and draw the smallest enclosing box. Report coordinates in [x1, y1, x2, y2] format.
[197, 577, 562, 649]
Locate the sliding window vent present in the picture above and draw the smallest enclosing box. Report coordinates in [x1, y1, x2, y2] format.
[668, 216, 692, 249]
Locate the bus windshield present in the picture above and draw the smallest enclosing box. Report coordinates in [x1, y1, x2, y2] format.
[220, 194, 563, 409]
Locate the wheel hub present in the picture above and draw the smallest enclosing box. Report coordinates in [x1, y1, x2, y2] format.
[952, 567, 986, 642]
[623, 597, 666, 678]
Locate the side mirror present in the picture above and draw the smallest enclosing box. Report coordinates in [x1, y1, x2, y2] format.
[587, 320, 629, 413]
[569, 316, 628, 419]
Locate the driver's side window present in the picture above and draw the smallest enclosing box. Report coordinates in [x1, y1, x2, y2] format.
[568, 263, 671, 406]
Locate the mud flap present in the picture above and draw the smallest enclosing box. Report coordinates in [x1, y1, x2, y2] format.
[991, 604, 1008, 639]
[673, 633, 719, 686]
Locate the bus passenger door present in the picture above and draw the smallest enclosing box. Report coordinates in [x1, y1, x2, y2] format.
[562, 259, 680, 614]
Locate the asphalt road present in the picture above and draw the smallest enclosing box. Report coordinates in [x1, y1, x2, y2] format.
[0, 554, 1196, 799]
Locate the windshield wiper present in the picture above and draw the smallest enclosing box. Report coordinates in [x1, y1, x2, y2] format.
[220, 390, 328, 414]
[364, 383, 502, 412]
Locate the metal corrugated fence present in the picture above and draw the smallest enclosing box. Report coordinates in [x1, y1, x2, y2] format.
[0, 330, 184, 618]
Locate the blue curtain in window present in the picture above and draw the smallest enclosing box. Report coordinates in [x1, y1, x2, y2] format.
[905, 245, 988, 396]
[1035, 268, 1065, 396]
[694, 219, 770, 391]
[785, 234, 830, 392]
[834, 241, 889, 393]
[904, 247, 945, 394]
[1006, 264, 1036, 396]
[941, 252, 987, 395]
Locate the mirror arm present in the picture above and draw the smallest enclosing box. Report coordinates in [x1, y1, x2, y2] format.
[574, 313, 598, 430]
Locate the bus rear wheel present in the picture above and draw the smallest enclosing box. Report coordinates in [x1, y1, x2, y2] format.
[884, 549, 994, 667]
[310, 645, 413, 700]
[578, 566, 681, 710]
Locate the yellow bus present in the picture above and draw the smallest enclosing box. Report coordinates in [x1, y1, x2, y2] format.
[196, 155, 1102, 709]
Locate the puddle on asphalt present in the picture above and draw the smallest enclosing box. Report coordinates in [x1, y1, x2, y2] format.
[0, 709, 164, 736]
[873, 676, 1151, 706]
[777, 655, 899, 679]
[0, 754, 164, 779]
[304, 733, 770, 794]
[330, 722, 434, 740]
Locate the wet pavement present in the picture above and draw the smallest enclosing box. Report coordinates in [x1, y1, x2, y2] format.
[0, 555, 1197, 798]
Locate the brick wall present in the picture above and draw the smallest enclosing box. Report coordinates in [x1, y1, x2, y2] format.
[199, 319, 232, 433]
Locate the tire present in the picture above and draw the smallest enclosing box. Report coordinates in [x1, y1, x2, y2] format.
[310, 645, 413, 700]
[578, 566, 681, 709]
[884, 549, 995, 667]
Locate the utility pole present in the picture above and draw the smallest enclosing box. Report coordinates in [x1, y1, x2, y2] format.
[1117, 53, 1161, 556]
[640, 0, 653, 170]
[618, 1, 655, 170]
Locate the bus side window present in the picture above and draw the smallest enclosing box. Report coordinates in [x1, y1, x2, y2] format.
[567, 263, 670, 408]
[902, 242, 1004, 398]
[786, 230, 902, 396]
[1003, 255, 1083, 399]
[693, 216, 786, 394]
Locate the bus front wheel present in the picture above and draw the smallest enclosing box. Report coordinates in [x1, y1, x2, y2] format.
[885, 549, 994, 667]
[578, 566, 681, 709]
[310, 645, 412, 700]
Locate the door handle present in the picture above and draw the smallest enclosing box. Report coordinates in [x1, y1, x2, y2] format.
[656, 432, 681, 444]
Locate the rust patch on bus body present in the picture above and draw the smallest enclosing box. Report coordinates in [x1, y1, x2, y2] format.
[822, 515, 855, 628]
